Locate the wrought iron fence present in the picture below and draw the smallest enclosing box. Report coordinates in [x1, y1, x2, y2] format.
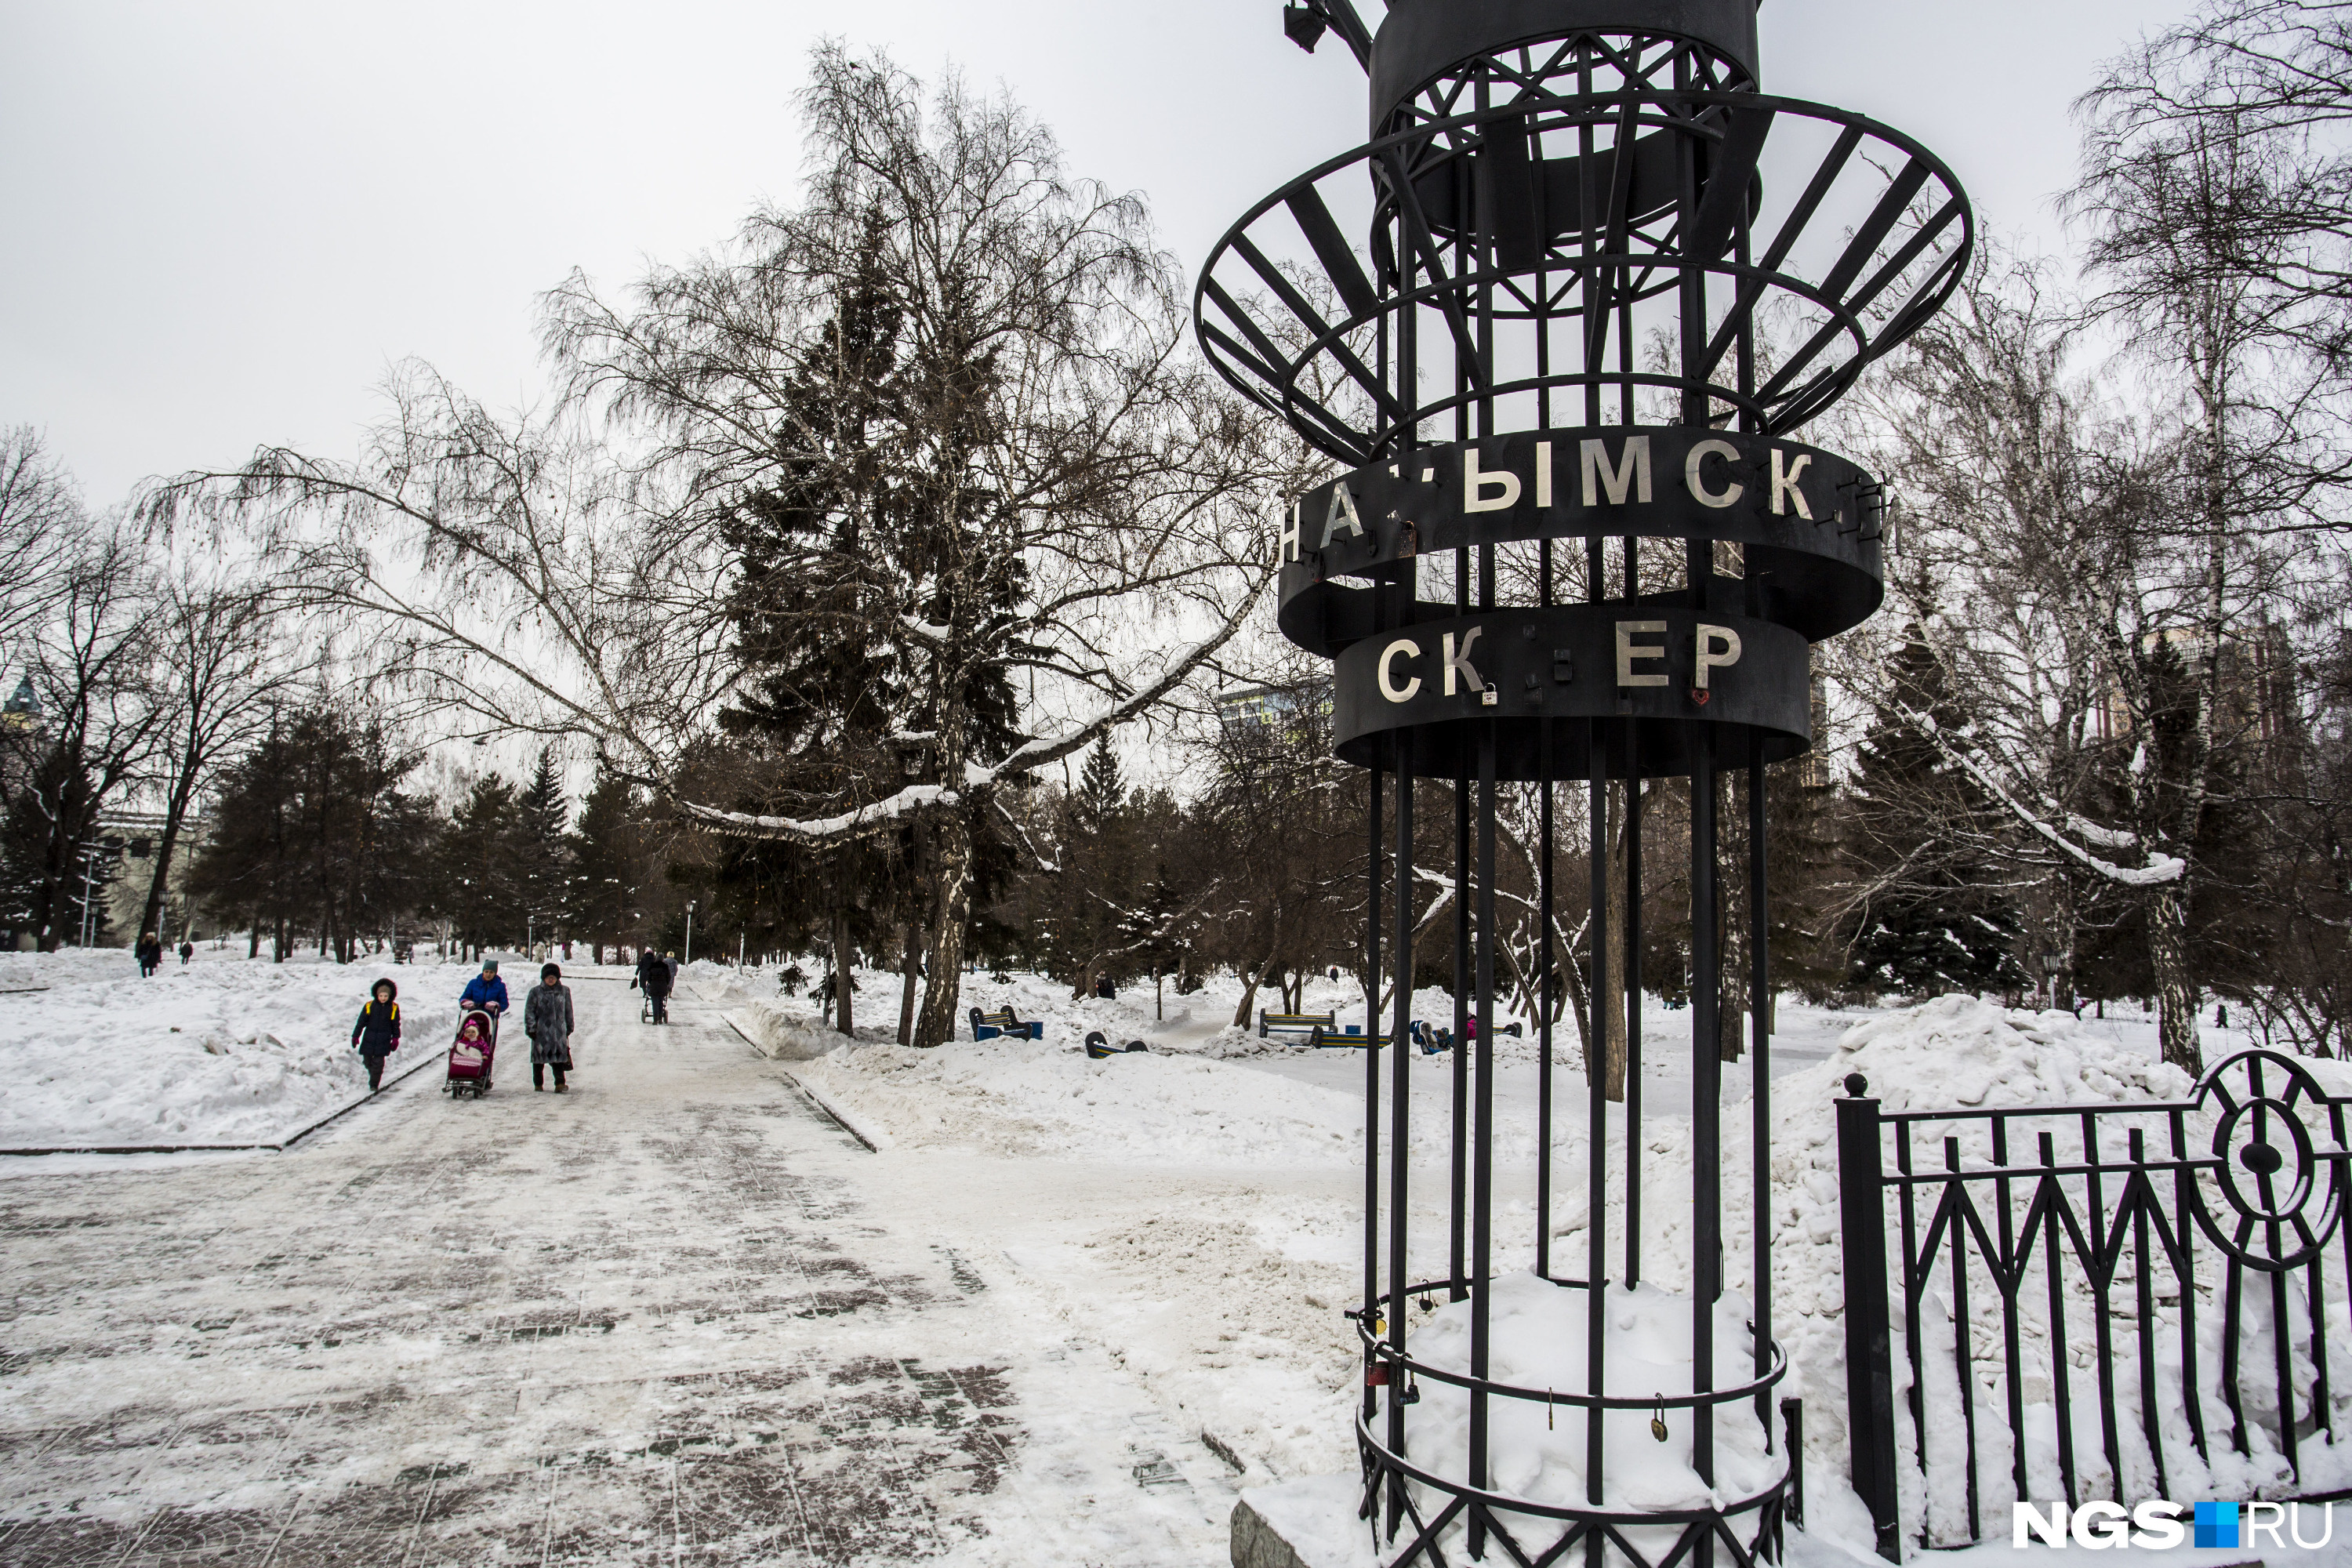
[1836, 1050, 2352, 1557]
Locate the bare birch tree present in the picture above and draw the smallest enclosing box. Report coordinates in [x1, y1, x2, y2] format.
[145, 46, 1297, 1044]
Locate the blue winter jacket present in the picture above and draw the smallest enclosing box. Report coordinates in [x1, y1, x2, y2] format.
[459, 973, 510, 1012]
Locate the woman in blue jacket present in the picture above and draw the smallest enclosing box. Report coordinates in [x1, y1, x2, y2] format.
[459, 959, 509, 1029]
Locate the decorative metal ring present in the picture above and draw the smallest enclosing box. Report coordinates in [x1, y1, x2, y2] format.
[1354, 1413, 1793, 1526]
[1352, 1283, 1791, 1410]
[2188, 1049, 2348, 1271]
[1196, 88, 1974, 463]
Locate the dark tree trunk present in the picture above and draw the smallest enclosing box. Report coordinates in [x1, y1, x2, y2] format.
[832, 906, 855, 1037]
[897, 924, 921, 1047]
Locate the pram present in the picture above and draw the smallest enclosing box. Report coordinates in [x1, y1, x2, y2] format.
[444, 1008, 499, 1098]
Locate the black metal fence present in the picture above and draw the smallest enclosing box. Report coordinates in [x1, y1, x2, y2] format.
[1836, 1050, 2352, 1556]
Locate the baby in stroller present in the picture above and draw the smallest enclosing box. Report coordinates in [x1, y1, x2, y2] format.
[445, 1009, 499, 1098]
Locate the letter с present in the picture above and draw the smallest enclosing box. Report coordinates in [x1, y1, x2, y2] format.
[1684, 439, 1744, 510]
[1377, 639, 1422, 703]
[1616, 621, 1668, 687]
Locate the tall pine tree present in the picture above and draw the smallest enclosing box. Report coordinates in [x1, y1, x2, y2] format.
[1845, 628, 2027, 996]
[515, 746, 573, 948]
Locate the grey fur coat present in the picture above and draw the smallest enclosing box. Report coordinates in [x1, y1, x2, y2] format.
[524, 982, 575, 1066]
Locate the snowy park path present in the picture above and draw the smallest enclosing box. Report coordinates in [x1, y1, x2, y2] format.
[0, 979, 1247, 1566]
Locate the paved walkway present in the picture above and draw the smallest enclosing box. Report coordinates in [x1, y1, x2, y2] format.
[0, 980, 1240, 1566]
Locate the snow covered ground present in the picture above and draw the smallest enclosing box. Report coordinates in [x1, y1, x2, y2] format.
[0, 948, 480, 1147]
[3, 954, 2333, 1565]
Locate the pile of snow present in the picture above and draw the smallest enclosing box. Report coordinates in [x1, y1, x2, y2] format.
[724, 1000, 845, 1063]
[0, 950, 472, 1147]
[799, 1032, 1390, 1167]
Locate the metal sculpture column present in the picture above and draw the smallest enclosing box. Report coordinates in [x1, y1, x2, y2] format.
[1197, 3, 1970, 1563]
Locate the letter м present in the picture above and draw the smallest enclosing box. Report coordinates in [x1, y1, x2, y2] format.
[1581, 435, 1653, 506]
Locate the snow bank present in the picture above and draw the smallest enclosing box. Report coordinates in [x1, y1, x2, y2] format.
[0, 952, 472, 1147]
[801, 1033, 1378, 1167]
[1610, 994, 2352, 1554]
[724, 1000, 845, 1062]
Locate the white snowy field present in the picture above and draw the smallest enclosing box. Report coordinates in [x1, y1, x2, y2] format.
[0, 947, 483, 1147]
[677, 960, 2346, 1563]
[7, 950, 2336, 1564]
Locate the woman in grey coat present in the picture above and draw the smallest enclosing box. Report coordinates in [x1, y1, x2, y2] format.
[524, 963, 575, 1093]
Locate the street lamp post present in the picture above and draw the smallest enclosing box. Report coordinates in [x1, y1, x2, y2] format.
[684, 900, 695, 967]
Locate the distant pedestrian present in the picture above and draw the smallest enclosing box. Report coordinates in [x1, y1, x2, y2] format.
[525, 963, 575, 1093]
[634, 947, 672, 1023]
[351, 978, 401, 1092]
[135, 931, 162, 978]
[1094, 971, 1115, 1000]
[178, 940, 194, 965]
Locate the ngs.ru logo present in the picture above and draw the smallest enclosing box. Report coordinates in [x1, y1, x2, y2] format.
[2014, 1498, 2335, 1550]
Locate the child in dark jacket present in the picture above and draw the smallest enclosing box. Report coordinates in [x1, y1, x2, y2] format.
[352, 978, 401, 1091]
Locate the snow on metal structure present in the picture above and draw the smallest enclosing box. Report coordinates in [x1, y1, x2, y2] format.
[1197, 2, 1972, 1563]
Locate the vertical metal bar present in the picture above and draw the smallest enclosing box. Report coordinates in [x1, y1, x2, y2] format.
[1469, 721, 1498, 1558]
[1836, 1084, 1900, 1562]
[2222, 1256, 2249, 1457]
[1944, 1136, 1981, 1541]
[1587, 713, 1610, 1510]
[1897, 1117, 1925, 1496]
[1993, 1118, 2028, 1508]
[1538, 467, 1556, 1290]
[1385, 244, 1416, 1533]
[1691, 727, 1720, 1492]
[2041, 1132, 2081, 1509]
[1363, 753, 1385, 1432]
[2129, 1129, 2169, 1502]
[1624, 543, 1643, 1290]
[2082, 1110, 2123, 1497]
[1537, 724, 1555, 1281]
[1451, 561, 1470, 1305]
[1388, 725, 1414, 1535]
[2172, 1106, 2209, 1464]
[1748, 734, 1770, 1443]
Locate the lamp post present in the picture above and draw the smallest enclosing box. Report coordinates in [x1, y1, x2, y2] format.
[2042, 951, 2066, 1010]
[684, 900, 695, 967]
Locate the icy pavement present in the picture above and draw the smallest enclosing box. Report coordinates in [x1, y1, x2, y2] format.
[0, 979, 1253, 1566]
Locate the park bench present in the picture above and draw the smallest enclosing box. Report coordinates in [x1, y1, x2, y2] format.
[1084, 1030, 1149, 1059]
[970, 1007, 1044, 1042]
[1258, 1009, 1336, 1040]
[1310, 1024, 1394, 1049]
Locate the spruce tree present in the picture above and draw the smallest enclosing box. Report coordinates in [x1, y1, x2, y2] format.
[1076, 734, 1126, 833]
[570, 764, 646, 961]
[1845, 628, 2027, 996]
[516, 746, 573, 946]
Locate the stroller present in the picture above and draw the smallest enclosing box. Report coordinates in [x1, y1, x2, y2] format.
[444, 1008, 499, 1098]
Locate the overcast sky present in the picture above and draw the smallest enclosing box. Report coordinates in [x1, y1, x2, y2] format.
[2, 0, 2195, 504]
